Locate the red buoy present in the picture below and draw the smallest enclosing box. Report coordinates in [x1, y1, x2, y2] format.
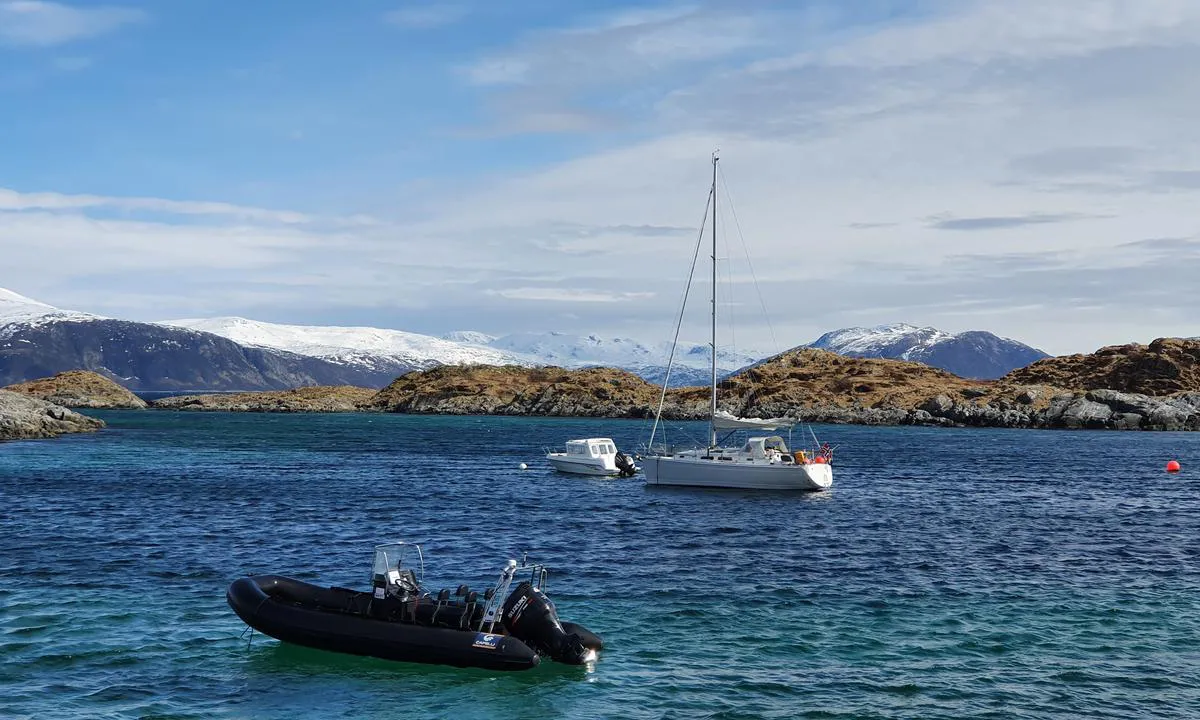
[1166, 460, 1181, 473]
[812, 456, 827, 464]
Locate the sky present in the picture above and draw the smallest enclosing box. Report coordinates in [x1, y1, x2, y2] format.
[2, 0, 1199, 357]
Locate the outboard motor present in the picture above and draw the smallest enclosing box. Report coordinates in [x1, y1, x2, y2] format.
[614, 451, 637, 478]
[501, 581, 591, 665]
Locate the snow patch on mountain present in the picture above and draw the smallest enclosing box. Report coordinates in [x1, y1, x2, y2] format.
[0, 287, 103, 336]
[487, 331, 758, 370]
[486, 331, 655, 366]
[442, 330, 497, 345]
[160, 317, 531, 370]
[811, 323, 954, 360]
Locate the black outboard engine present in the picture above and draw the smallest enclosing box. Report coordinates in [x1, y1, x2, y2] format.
[501, 581, 591, 665]
[614, 451, 637, 478]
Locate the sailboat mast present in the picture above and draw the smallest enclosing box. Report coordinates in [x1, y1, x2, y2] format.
[709, 151, 718, 448]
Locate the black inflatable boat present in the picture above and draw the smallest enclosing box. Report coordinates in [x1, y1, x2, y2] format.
[227, 542, 602, 671]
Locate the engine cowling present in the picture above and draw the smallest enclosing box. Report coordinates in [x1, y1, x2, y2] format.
[501, 581, 591, 665]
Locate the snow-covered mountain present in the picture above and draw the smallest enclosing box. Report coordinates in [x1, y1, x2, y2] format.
[161, 317, 530, 376]
[807, 323, 1049, 379]
[478, 331, 761, 387]
[155, 321, 759, 388]
[0, 289, 410, 391]
[0, 287, 103, 331]
[1, 288, 1053, 391]
[3, 287, 760, 390]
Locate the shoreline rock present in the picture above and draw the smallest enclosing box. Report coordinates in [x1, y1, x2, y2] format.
[0, 389, 106, 440]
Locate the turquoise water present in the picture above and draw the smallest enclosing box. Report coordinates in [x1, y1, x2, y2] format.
[2, 411, 1199, 719]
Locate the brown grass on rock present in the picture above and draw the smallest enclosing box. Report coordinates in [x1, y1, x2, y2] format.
[1001, 337, 1200, 396]
[150, 385, 378, 412]
[3, 370, 146, 409]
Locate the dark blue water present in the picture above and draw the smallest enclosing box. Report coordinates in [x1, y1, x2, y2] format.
[2, 412, 1199, 719]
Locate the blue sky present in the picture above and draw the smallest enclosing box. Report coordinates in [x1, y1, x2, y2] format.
[2, 0, 1199, 355]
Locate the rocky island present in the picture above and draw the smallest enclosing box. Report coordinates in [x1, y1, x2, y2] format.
[0, 389, 105, 440]
[4, 370, 147, 409]
[149, 385, 378, 412]
[365, 338, 1200, 431]
[12, 337, 1200, 431]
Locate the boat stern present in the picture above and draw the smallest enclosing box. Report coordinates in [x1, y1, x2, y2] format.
[802, 462, 833, 489]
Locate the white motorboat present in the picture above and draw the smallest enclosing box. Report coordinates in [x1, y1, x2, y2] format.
[546, 438, 638, 477]
[642, 152, 834, 492]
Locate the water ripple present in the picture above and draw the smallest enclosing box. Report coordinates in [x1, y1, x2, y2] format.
[2, 412, 1199, 718]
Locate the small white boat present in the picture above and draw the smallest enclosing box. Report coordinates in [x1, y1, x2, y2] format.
[546, 438, 638, 477]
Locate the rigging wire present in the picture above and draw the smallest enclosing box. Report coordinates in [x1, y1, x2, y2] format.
[648, 185, 713, 452]
[719, 167, 782, 358]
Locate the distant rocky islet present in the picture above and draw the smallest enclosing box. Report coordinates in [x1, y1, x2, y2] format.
[5, 338, 1200, 433]
[151, 386, 378, 413]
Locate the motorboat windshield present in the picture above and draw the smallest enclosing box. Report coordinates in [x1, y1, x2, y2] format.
[371, 542, 425, 598]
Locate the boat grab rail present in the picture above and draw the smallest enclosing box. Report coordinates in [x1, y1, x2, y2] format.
[478, 552, 548, 633]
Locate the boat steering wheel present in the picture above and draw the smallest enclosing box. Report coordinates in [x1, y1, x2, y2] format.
[393, 568, 420, 595]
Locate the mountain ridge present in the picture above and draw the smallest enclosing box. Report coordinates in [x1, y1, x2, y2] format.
[0, 287, 1148, 392]
[807, 323, 1050, 379]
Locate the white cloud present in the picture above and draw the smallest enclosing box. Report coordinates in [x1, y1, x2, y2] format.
[462, 4, 763, 87]
[489, 288, 656, 303]
[753, 0, 1200, 71]
[0, 1, 144, 47]
[0, 188, 356, 225]
[420, 0, 1200, 352]
[10, 0, 1200, 354]
[385, 4, 466, 30]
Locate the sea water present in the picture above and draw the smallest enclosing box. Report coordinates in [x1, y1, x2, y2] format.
[2, 411, 1199, 719]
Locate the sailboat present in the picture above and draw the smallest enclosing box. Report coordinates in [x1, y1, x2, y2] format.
[641, 152, 834, 491]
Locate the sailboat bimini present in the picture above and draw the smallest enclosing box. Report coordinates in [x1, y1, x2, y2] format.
[641, 152, 833, 491]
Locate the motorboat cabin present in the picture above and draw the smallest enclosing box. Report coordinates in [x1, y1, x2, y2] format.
[546, 437, 637, 477]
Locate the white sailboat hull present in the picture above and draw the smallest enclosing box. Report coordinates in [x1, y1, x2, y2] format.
[643, 455, 832, 491]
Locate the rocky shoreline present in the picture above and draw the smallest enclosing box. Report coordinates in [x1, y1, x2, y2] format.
[781, 389, 1200, 430]
[0, 389, 105, 441]
[6, 337, 1200, 431]
[149, 386, 377, 413]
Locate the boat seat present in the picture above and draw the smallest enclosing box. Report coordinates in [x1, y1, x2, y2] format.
[460, 591, 479, 629]
[430, 588, 451, 626]
[455, 584, 470, 601]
